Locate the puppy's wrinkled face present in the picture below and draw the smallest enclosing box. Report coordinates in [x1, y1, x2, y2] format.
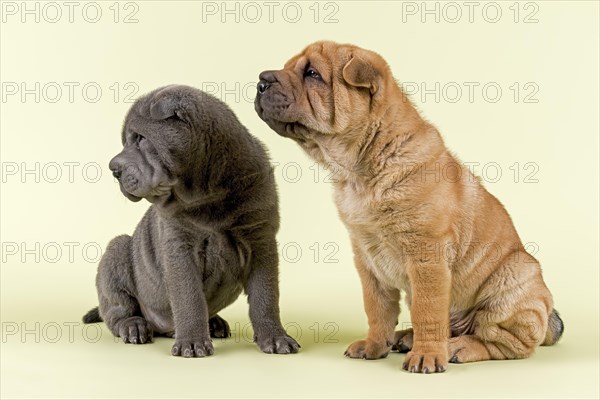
[255, 41, 388, 143]
[109, 87, 191, 203]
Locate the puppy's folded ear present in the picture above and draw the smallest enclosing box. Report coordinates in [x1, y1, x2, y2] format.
[149, 88, 189, 121]
[342, 51, 384, 95]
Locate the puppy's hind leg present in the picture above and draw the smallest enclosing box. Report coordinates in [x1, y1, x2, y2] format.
[392, 328, 414, 353]
[209, 314, 231, 338]
[96, 234, 153, 344]
[448, 251, 552, 363]
[448, 307, 548, 363]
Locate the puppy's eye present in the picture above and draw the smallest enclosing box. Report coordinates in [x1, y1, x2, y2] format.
[304, 67, 321, 80]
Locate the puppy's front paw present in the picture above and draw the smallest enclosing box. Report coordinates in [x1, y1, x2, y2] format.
[344, 339, 390, 359]
[402, 344, 448, 373]
[171, 338, 214, 358]
[256, 334, 300, 354]
[118, 316, 153, 344]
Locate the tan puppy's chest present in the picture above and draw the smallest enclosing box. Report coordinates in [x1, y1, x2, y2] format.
[335, 180, 411, 294]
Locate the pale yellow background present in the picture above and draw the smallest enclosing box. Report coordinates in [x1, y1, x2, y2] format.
[1, 1, 598, 399]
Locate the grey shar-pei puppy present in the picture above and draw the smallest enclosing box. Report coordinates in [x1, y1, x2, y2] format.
[83, 85, 300, 357]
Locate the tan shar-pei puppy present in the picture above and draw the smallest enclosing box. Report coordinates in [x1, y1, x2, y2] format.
[254, 41, 563, 373]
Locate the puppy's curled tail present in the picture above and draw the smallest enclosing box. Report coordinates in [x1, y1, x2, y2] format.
[542, 309, 564, 346]
[82, 307, 102, 324]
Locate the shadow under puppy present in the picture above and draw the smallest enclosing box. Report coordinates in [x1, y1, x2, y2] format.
[83, 85, 300, 357]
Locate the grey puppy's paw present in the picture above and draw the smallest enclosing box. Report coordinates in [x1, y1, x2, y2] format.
[118, 316, 153, 344]
[171, 338, 214, 358]
[209, 315, 231, 338]
[256, 334, 301, 354]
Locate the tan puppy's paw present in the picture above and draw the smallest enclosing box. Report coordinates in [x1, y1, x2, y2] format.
[392, 328, 414, 353]
[402, 345, 448, 373]
[344, 339, 391, 359]
[448, 335, 495, 364]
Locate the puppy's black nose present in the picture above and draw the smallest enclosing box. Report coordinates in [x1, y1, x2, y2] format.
[112, 169, 121, 179]
[257, 80, 270, 94]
